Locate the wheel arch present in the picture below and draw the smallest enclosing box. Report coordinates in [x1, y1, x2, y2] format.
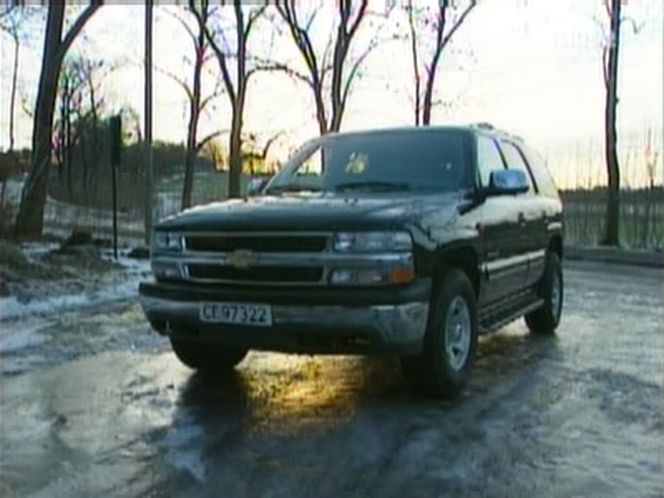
[548, 234, 563, 259]
[434, 245, 481, 299]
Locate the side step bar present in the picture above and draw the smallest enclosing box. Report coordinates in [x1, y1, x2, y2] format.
[479, 299, 544, 335]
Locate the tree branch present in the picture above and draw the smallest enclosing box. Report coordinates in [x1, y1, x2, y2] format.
[199, 89, 223, 112]
[196, 130, 224, 151]
[340, 38, 376, 110]
[244, 4, 266, 38]
[163, 6, 198, 43]
[155, 65, 194, 102]
[58, 2, 102, 63]
[249, 57, 313, 87]
[620, 15, 644, 34]
[347, 0, 368, 40]
[197, 14, 236, 101]
[602, 45, 609, 88]
[440, 0, 477, 50]
[261, 131, 283, 159]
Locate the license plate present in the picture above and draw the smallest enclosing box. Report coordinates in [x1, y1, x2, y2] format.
[199, 302, 273, 326]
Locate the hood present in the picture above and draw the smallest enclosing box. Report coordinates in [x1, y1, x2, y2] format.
[156, 192, 461, 232]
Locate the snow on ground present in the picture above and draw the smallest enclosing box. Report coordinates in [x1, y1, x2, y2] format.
[0, 245, 151, 352]
[0, 319, 52, 353]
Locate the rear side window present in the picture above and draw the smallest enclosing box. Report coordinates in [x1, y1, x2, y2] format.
[498, 140, 535, 193]
[521, 145, 559, 198]
[476, 135, 505, 188]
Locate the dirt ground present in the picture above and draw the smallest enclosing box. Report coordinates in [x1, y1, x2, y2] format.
[0, 260, 662, 497]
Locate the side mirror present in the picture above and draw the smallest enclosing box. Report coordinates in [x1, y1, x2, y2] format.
[246, 177, 270, 196]
[486, 169, 529, 196]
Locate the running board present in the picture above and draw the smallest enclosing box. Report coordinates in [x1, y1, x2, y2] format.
[479, 299, 544, 335]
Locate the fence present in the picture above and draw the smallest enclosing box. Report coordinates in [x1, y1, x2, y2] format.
[4, 180, 663, 250]
[561, 188, 664, 249]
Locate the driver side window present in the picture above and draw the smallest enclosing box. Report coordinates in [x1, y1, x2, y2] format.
[297, 148, 323, 176]
[476, 135, 505, 188]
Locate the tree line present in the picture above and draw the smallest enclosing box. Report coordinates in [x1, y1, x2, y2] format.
[0, 0, 639, 247]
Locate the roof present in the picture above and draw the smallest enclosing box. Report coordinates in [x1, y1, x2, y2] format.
[320, 123, 524, 143]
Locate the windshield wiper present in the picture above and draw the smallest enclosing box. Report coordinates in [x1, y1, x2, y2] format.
[333, 181, 412, 192]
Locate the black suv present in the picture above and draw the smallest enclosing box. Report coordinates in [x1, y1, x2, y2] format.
[139, 125, 563, 397]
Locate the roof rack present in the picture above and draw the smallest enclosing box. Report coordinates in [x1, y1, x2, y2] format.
[469, 122, 495, 130]
[469, 122, 524, 143]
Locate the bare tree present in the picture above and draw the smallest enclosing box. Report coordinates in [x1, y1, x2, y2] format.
[14, 2, 100, 239]
[600, 0, 622, 246]
[53, 55, 108, 199]
[0, 6, 21, 153]
[244, 130, 283, 173]
[193, 1, 266, 198]
[406, 0, 476, 126]
[596, 0, 645, 246]
[0, 6, 41, 206]
[273, 0, 378, 135]
[162, 2, 224, 209]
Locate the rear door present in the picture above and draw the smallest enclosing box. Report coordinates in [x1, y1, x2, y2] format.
[476, 134, 528, 305]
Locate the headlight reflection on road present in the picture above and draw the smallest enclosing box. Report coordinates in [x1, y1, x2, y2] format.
[174, 353, 402, 434]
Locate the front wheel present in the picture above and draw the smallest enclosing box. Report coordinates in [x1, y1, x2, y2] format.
[401, 269, 478, 398]
[525, 252, 563, 335]
[170, 338, 247, 374]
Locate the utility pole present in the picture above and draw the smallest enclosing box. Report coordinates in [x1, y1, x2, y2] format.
[144, 0, 154, 244]
[110, 115, 122, 260]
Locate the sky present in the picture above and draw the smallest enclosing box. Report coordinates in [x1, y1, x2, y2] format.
[1, 0, 662, 188]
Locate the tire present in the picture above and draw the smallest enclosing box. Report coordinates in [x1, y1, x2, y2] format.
[525, 252, 563, 335]
[401, 269, 478, 398]
[169, 337, 247, 374]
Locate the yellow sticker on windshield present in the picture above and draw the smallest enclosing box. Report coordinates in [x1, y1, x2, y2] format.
[346, 152, 368, 174]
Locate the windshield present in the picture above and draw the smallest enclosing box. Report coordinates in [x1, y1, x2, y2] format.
[265, 130, 470, 194]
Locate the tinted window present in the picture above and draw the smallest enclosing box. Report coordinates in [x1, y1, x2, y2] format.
[499, 140, 535, 192]
[267, 130, 470, 193]
[521, 145, 559, 198]
[476, 135, 505, 187]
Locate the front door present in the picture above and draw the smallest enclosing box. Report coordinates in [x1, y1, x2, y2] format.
[475, 134, 530, 305]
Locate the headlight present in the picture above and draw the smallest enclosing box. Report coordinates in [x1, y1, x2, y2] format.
[152, 261, 185, 280]
[152, 231, 183, 252]
[333, 231, 412, 252]
[329, 267, 415, 286]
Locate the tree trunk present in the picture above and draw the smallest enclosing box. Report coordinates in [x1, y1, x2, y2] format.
[14, 2, 99, 239]
[313, 83, 328, 135]
[181, 39, 204, 210]
[8, 32, 19, 153]
[181, 148, 196, 210]
[410, 36, 420, 125]
[422, 50, 442, 126]
[14, 4, 65, 239]
[88, 82, 98, 190]
[65, 100, 72, 197]
[144, 0, 154, 244]
[228, 104, 243, 198]
[601, 0, 622, 246]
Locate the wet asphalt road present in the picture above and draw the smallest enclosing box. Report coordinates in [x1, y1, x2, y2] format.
[1, 260, 663, 497]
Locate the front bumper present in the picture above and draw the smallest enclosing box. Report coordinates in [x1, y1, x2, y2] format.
[138, 279, 431, 355]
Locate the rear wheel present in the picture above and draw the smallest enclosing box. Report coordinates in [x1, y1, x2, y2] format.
[525, 252, 563, 335]
[169, 338, 247, 374]
[401, 269, 478, 398]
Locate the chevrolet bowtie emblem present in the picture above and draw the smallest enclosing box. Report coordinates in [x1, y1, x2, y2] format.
[227, 249, 259, 269]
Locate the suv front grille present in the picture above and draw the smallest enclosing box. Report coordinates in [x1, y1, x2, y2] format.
[173, 232, 332, 285]
[186, 264, 324, 284]
[185, 234, 327, 253]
